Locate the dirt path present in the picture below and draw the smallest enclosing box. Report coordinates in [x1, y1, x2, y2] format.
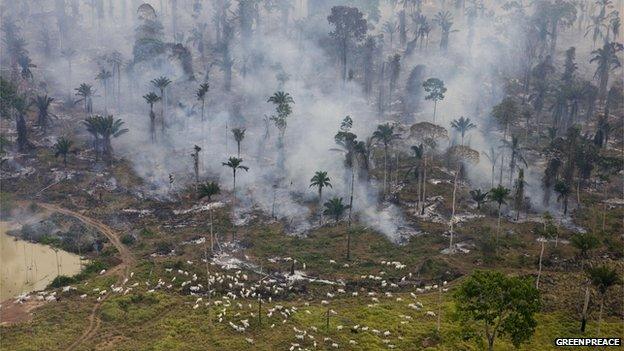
[37, 203, 135, 351]
[0, 203, 134, 350]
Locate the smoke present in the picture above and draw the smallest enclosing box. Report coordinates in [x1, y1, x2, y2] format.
[5, 1, 615, 242]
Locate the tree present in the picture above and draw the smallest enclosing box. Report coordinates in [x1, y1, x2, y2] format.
[482, 147, 499, 188]
[198, 181, 221, 252]
[590, 42, 623, 101]
[191, 145, 202, 183]
[54, 137, 73, 167]
[12, 95, 32, 152]
[533, 212, 558, 289]
[470, 189, 488, 210]
[433, 11, 455, 50]
[382, 20, 398, 48]
[90, 115, 128, 164]
[143, 92, 160, 142]
[82, 116, 101, 159]
[570, 233, 600, 259]
[198, 181, 220, 202]
[423, 78, 446, 122]
[196, 82, 209, 122]
[33, 95, 55, 134]
[95, 69, 112, 112]
[543, 0, 577, 55]
[222, 157, 249, 192]
[586, 265, 620, 335]
[310, 171, 332, 224]
[554, 180, 571, 215]
[327, 6, 368, 82]
[231, 128, 246, 157]
[450, 116, 476, 145]
[74, 83, 95, 115]
[323, 197, 349, 223]
[512, 169, 526, 220]
[60, 48, 76, 98]
[267, 91, 294, 170]
[454, 270, 540, 351]
[503, 135, 527, 186]
[151, 76, 172, 132]
[372, 123, 400, 194]
[489, 185, 510, 240]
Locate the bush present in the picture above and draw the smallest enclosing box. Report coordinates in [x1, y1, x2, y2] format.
[121, 234, 136, 245]
[48, 275, 77, 288]
[155, 241, 174, 255]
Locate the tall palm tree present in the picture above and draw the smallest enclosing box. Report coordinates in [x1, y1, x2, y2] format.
[482, 147, 499, 188]
[267, 91, 294, 139]
[12, 95, 32, 152]
[407, 144, 425, 211]
[231, 128, 246, 157]
[143, 92, 160, 142]
[33, 95, 55, 134]
[433, 11, 454, 50]
[54, 137, 73, 167]
[191, 145, 202, 183]
[382, 20, 398, 48]
[60, 48, 76, 98]
[323, 197, 349, 223]
[198, 181, 221, 252]
[222, 157, 249, 192]
[74, 83, 95, 115]
[489, 185, 510, 240]
[450, 116, 476, 145]
[151, 76, 172, 132]
[82, 115, 101, 159]
[513, 169, 526, 220]
[372, 123, 400, 194]
[554, 180, 571, 215]
[196, 82, 209, 122]
[590, 42, 623, 101]
[503, 135, 527, 186]
[469, 189, 488, 209]
[586, 265, 620, 335]
[95, 69, 112, 112]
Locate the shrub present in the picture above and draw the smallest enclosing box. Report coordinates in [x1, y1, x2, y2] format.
[121, 233, 136, 245]
[48, 275, 77, 288]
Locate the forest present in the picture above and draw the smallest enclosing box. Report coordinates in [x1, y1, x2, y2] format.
[0, 0, 622, 350]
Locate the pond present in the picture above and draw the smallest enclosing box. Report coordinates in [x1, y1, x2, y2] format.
[0, 221, 82, 301]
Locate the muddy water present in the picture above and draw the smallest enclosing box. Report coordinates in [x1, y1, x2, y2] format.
[0, 221, 82, 301]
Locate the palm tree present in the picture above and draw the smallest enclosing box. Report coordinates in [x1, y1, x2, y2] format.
[222, 157, 249, 192]
[450, 116, 476, 145]
[94, 115, 128, 164]
[534, 212, 557, 289]
[590, 42, 622, 101]
[196, 82, 209, 122]
[586, 265, 620, 335]
[469, 189, 488, 209]
[54, 137, 73, 167]
[33, 95, 55, 133]
[60, 48, 76, 98]
[372, 123, 400, 195]
[310, 171, 333, 224]
[151, 76, 172, 132]
[198, 181, 221, 252]
[310, 171, 332, 203]
[323, 197, 349, 223]
[554, 180, 571, 215]
[406, 144, 424, 209]
[74, 83, 95, 115]
[82, 115, 101, 159]
[433, 11, 454, 50]
[95, 69, 112, 112]
[382, 20, 398, 48]
[143, 92, 160, 142]
[482, 147, 499, 188]
[512, 169, 526, 220]
[489, 185, 510, 240]
[503, 135, 527, 186]
[231, 128, 246, 157]
[12, 95, 32, 152]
